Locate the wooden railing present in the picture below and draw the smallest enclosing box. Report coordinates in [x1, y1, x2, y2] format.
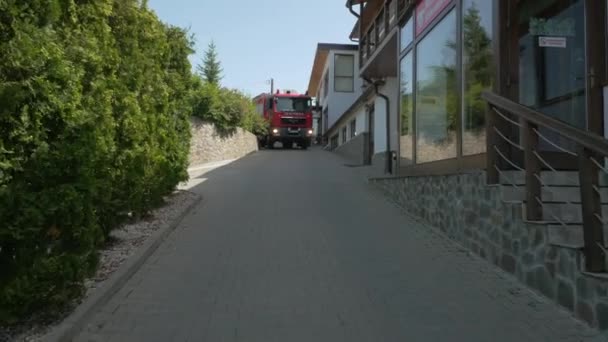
[483, 91, 608, 273]
[359, 0, 399, 66]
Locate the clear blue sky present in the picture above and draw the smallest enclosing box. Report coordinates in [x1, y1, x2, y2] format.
[148, 0, 357, 97]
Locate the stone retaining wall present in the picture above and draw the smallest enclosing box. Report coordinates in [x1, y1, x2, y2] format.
[189, 118, 258, 166]
[371, 172, 608, 329]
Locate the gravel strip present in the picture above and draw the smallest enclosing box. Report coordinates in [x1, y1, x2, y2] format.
[1, 190, 200, 342]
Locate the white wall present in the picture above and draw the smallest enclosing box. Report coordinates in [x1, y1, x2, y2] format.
[355, 107, 367, 134]
[319, 50, 363, 133]
[373, 77, 399, 155]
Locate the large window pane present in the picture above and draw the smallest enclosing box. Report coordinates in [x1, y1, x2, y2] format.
[400, 52, 414, 165]
[335, 77, 354, 92]
[334, 54, 354, 92]
[416, 10, 457, 163]
[335, 54, 354, 77]
[400, 17, 413, 51]
[462, 0, 494, 155]
[518, 0, 585, 153]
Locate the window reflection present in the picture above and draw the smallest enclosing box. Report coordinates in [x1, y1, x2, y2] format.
[400, 52, 414, 165]
[462, 0, 494, 155]
[400, 17, 413, 51]
[416, 10, 457, 163]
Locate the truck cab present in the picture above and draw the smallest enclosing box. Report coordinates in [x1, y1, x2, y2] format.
[256, 90, 314, 149]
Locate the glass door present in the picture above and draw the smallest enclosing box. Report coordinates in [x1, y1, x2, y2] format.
[517, 0, 585, 156]
[507, 0, 605, 168]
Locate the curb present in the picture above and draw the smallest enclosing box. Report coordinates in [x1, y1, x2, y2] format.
[46, 192, 203, 342]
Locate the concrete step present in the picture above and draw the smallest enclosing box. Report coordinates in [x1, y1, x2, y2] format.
[499, 170, 608, 187]
[541, 203, 608, 223]
[501, 185, 608, 203]
[547, 224, 608, 249]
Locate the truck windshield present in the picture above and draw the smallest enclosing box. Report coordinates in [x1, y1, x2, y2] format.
[275, 97, 311, 112]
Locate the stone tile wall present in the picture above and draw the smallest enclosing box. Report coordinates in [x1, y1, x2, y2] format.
[371, 172, 608, 329]
[189, 118, 258, 166]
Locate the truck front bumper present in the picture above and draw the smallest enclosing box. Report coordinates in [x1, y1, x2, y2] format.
[270, 127, 313, 142]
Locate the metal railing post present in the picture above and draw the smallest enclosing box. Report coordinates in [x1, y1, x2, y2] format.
[486, 103, 499, 184]
[578, 146, 606, 272]
[522, 120, 542, 221]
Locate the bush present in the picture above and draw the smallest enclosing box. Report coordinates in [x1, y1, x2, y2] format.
[192, 82, 268, 136]
[0, 0, 194, 323]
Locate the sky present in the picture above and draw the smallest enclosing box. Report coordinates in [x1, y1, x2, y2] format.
[148, 0, 357, 97]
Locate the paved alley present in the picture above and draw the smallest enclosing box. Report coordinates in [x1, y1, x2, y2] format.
[75, 148, 598, 342]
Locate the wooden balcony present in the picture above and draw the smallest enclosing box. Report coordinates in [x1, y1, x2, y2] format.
[358, 0, 412, 76]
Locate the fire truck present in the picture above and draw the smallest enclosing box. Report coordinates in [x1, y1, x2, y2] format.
[254, 90, 314, 149]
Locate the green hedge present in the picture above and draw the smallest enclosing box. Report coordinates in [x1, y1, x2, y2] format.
[191, 81, 268, 136]
[0, 0, 193, 323]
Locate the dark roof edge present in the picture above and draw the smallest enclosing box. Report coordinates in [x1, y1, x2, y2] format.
[316, 43, 358, 51]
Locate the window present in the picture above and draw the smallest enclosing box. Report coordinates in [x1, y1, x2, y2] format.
[462, 0, 494, 155]
[275, 97, 312, 112]
[255, 101, 264, 116]
[400, 16, 413, 51]
[388, 0, 397, 26]
[342, 127, 347, 143]
[377, 9, 386, 40]
[350, 119, 357, 138]
[334, 54, 355, 92]
[415, 9, 457, 163]
[400, 51, 414, 165]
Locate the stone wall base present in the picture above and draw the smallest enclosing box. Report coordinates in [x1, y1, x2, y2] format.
[371, 172, 608, 330]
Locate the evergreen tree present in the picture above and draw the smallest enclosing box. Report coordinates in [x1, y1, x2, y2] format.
[197, 40, 223, 86]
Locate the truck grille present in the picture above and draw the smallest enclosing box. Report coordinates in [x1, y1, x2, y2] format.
[281, 117, 306, 125]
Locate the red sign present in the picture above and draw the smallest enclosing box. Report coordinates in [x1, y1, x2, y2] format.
[415, 0, 452, 36]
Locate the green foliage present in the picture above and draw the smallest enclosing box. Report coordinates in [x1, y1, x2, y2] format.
[462, 4, 493, 131]
[0, 0, 194, 323]
[197, 40, 223, 86]
[191, 80, 268, 136]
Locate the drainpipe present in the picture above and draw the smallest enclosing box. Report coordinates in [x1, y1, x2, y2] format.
[347, 0, 360, 18]
[364, 77, 392, 175]
[347, 0, 360, 43]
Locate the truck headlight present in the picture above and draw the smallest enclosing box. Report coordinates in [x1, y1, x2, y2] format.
[272, 128, 279, 134]
[307, 130, 313, 135]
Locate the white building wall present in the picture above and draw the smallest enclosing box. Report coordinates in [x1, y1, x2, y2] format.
[372, 77, 399, 155]
[319, 50, 363, 133]
[355, 107, 367, 134]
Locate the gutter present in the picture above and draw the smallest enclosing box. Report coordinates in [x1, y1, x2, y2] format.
[347, 0, 360, 18]
[364, 77, 392, 175]
[347, 0, 360, 42]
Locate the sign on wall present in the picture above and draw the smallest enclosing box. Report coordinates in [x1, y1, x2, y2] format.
[538, 36, 567, 48]
[415, 0, 452, 36]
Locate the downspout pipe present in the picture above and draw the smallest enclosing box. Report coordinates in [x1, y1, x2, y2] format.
[347, 0, 360, 42]
[363, 77, 392, 175]
[347, 0, 360, 18]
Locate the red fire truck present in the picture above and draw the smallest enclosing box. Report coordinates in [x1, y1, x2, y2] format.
[254, 90, 314, 149]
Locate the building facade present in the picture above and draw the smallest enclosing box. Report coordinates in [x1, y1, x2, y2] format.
[348, 0, 608, 175]
[329, 0, 608, 328]
[307, 44, 365, 144]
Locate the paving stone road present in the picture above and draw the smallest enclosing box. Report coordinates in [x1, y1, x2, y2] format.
[75, 148, 600, 342]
